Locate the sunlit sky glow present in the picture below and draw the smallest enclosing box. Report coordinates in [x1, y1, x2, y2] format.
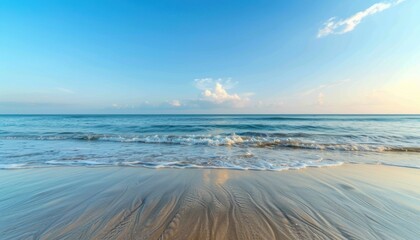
[1, 0, 419, 114]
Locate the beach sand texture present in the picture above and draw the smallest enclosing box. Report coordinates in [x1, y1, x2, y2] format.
[0, 164, 419, 240]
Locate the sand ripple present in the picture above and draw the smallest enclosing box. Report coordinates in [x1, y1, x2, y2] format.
[0, 164, 419, 240]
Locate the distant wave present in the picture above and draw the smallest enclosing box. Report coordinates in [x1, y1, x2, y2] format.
[2, 133, 420, 153]
[92, 123, 338, 132]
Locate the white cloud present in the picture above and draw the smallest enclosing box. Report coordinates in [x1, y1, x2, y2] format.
[169, 100, 182, 107]
[194, 78, 237, 90]
[318, 0, 404, 38]
[202, 82, 241, 103]
[194, 78, 251, 107]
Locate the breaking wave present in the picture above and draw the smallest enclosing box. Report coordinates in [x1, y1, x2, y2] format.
[2, 133, 420, 153]
[1, 114, 419, 171]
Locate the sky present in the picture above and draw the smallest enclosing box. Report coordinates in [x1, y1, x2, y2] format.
[0, 0, 419, 114]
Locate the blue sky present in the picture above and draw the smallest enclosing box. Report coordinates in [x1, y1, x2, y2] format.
[1, 0, 419, 113]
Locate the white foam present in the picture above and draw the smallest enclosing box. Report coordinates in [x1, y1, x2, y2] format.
[0, 163, 27, 169]
[45, 160, 106, 166]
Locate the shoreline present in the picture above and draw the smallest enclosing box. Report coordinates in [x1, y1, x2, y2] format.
[0, 164, 419, 239]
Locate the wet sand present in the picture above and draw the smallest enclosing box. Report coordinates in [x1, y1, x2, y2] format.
[0, 164, 419, 240]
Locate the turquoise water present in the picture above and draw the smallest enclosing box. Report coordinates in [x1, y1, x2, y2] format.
[1, 115, 419, 170]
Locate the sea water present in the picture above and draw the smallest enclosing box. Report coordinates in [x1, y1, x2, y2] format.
[1, 115, 419, 170]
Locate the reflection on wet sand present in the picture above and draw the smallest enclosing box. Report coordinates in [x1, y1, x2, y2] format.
[203, 169, 230, 185]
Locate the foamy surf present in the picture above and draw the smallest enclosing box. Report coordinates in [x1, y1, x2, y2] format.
[0, 163, 28, 169]
[1, 114, 419, 171]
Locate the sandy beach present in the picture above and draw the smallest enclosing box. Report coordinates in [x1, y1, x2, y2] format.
[0, 164, 419, 240]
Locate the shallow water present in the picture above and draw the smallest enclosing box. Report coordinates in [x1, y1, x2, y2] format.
[0, 114, 419, 170]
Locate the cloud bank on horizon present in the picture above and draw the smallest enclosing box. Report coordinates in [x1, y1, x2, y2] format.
[318, 0, 405, 38]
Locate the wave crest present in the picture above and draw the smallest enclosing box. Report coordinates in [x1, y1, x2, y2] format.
[2, 133, 420, 153]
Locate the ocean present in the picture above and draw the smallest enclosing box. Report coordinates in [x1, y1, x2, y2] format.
[1, 114, 419, 170]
